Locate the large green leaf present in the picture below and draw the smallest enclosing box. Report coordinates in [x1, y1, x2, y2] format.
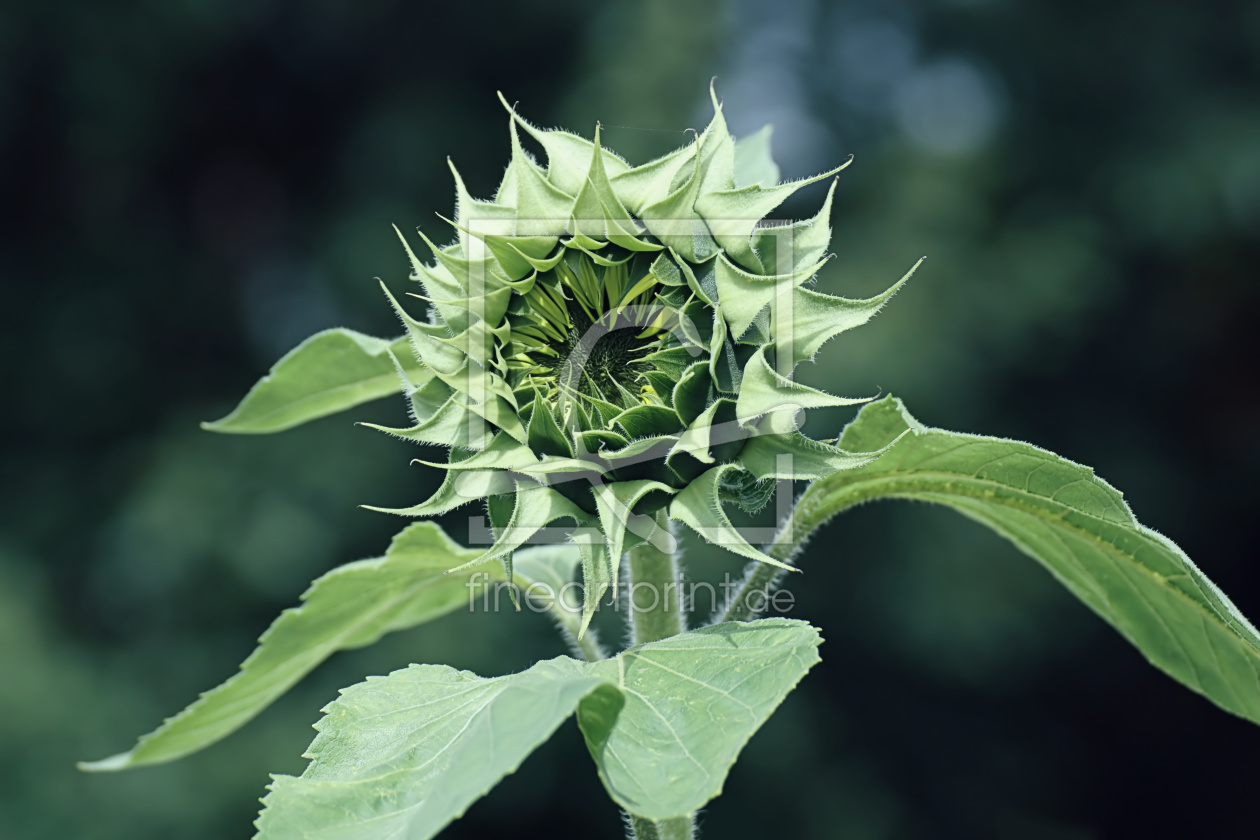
[257, 658, 609, 840]
[806, 395, 1260, 724]
[580, 619, 822, 819]
[203, 329, 422, 433]
[80, 526, 579, 771]
[255, 620, 821, 837]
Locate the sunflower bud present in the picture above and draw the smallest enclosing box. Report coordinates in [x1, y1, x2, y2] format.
[366, 85, 921, 633]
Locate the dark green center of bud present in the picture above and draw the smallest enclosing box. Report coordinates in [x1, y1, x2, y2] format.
[505, 249, 688, 413]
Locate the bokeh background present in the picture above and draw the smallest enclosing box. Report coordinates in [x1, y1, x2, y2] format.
[4, 0, 1260, 837]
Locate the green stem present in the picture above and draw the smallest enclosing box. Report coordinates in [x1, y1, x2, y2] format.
[627, 512, 685, 646]
[720, 466, 894, 623]
[718, 494, 810, 624]
[625, 512, 694, 840]
[629, 814, 695, 840]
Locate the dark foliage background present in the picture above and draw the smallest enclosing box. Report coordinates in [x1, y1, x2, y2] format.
[2, 0, 1258, 837]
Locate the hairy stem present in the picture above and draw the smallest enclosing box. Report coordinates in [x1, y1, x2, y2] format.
[717, 495, 809, 624]
[629, 813, 696, 840]
[625, 512, 694, 839]
[627, 512, 686, 646]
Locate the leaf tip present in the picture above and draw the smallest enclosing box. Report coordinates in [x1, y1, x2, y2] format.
[77, 752, 132, 773]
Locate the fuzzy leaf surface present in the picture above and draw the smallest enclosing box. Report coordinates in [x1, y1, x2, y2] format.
[732, 125, 780, 188]
[805, 396, 1260, 724]
[254, 620, 821, 836]
[257, 657, 606, 840]
[581, 619, 821, 819]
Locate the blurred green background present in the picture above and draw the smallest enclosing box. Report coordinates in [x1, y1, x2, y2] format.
[3, 0, 1259, 837]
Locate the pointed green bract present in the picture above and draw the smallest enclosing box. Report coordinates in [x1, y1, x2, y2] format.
[670, 464, 794, 570]
[445, 482, 591, 580]
[785, 257, 921, 364]
[637, 88, 734, 262]
[499, 93, 630, 197]
[570, 123, 660, 252]
[732, 125, 780, 188]
[359, 394, 496, 450]
[594, 479, 677, 597]
[756, 177, 838, 273]
[610, 141, 698, 215]
[414, 432, 538, 472]
[503, 114, 576, 230]
[736, 346, 872, 424]
[738, 430, 892, 480]
[696, 159, 849, 273]
[571, 527, 613, 638]
[362, 458, 514, 518]
[669, 396, 738, 467]
[713, 251, 831, 341]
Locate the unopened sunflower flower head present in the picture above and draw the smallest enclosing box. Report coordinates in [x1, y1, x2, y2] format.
[368, 86, 920, 634]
